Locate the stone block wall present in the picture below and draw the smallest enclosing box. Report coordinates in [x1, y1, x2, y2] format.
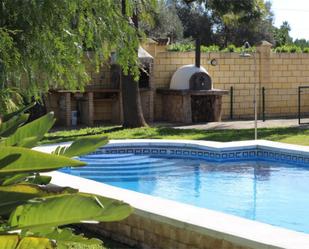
[153, 51, 259, 120]
[83, 212, 253, 249]
[48, 42, 309, 126]
[152, 42, 309, 120]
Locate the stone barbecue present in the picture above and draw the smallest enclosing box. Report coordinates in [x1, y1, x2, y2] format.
[157, 39, 228, 123]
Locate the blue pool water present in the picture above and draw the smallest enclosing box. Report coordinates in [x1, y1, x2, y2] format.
[62, 153, 309, 233]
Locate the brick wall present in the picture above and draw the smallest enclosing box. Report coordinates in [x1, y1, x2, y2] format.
[152, 42, 309, 120]
[49, 42, 309, 126]
[83, 212, 254, 249]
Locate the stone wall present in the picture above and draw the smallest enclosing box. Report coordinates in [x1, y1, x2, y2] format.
[152, 42, 309, 120]
[83, 212, 253, 249]
[48, 42, 309, 125]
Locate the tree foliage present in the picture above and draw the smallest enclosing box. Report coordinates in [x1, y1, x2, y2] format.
[0, 0, 155, 99]
[141, 0, 183, 42]
[273, 21, 293, 47]
[151, 0, 275, 47]
[211, 0, 275, 46]
[176, 2, 214, 44]
[294, 39, 309, 49]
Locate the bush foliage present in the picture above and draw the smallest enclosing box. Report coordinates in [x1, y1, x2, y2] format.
[166, 43, 256, 53]
[167, 42, 309, 54]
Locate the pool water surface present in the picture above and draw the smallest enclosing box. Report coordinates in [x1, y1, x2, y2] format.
[62, 153, 309, 234]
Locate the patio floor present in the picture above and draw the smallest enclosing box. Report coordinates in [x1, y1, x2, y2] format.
[173, 118, 309, 130]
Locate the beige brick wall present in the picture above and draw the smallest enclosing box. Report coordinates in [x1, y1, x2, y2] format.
[50, 43, 309, 126]
[83, 212, 254, 249]
[153, 51, 259, 120]
[152, 46, 309, 120]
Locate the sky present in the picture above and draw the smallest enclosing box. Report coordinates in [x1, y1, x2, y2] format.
[271, 0, 309, 40]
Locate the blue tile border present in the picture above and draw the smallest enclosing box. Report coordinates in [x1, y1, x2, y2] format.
[91, 144, 309, 166]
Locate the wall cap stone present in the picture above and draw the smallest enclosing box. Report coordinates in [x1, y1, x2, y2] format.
[256, 40, 273, 47]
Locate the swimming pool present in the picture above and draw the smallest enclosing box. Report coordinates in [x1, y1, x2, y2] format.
[62, 151, 309, 234]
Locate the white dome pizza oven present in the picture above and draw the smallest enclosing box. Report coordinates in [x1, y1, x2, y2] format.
[157, 38, 228, 123]
[170, 64, 212, 90]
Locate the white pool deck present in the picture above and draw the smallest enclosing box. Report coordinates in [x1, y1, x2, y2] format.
[36, 139, 309, 249]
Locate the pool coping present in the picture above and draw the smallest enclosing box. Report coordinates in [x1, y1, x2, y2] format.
[36, 139, 309, 249]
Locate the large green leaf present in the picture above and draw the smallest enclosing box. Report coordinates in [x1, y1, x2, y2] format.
[1, 112, 55, 148]
[0, 146, 85, 175]
[0, 184, 41, 215]
[1, 173, 31, 186]
[0, 235, 55, 249]
[0, 114, 29, 138]
[53, 136, 108, 158]
[0, 232, 102, 249]
[26, 174, 52, 185]
[0, 235, 19, 249]
[8, 194, 133, 230]
[33, 228, 103, 249]
[16, 237, 55, 249]
[1, 173, 51, 186]
[0, 184, 77, 216]
[2, 102, 35, 123]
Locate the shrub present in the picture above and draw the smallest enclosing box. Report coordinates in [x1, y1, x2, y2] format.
[274, 45, 302, 53]
[289, 45, 302, 53]
[0, 104, 133, 248]
[222, 44, 238, 52]
[274, 45, 289, 53]
[167, 43, 255, 53]
[303, 47, 309, 53]
[167, 43, 195, 52]
[201, 45, 220, 52]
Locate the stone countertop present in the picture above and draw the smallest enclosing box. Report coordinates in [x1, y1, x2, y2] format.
[157, 88, 229, 96]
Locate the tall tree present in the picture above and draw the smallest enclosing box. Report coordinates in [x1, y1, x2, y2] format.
[207, 0, 274, 46]
[0, 0, 155, 118]
[141, 0, 184, 42]
[181, 0, 275, 46]
[176, 2, 213, 44]
[273, 21, 293, 47]
[120, 0, 157, 128]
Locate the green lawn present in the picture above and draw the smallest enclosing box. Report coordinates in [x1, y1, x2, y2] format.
[42, 125, 309, 146]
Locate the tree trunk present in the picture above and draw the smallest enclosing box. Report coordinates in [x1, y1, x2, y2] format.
[120, 0, 147, 128]
[121, 74, 147, 128]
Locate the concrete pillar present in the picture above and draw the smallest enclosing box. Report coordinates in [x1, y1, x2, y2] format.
[256, 40, 272, 84]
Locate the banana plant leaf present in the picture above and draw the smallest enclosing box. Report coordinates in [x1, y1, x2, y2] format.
[1, 173, 51, 186]
[0, 146, 85, 175]
[1, 173, 32, 186]
[2, 102, 35, 123]
[31, 227, 103, 249]
[0, 235, 55, 249]
[0, 233, 102, 249]
[8, 193, 133, 230]
[26, 174, 52, 185]
[0, 112, 55, 148]
[16, 237, 54, 249]
[53, 135, 108, 158]
[0, 114, 29, 138]
[0, 235, 19, 249]
[0, 184, 77, 216]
